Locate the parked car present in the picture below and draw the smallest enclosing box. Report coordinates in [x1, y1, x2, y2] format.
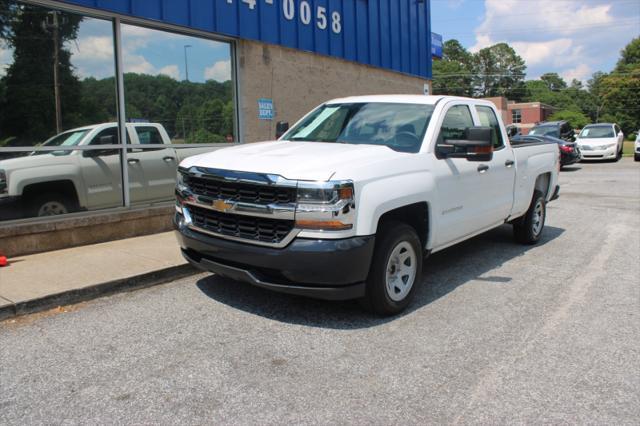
[576, 123, 624, 161]
[529, 121, 575, 142]
[634, 132, 640, 162]
[0, 123, 216, 219]
[510, 134, 581, 168]
[174, 95, 561, 315]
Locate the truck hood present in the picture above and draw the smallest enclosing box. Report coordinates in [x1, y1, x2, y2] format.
[0, 152, 76, 171]
[179, 141, 407, 181]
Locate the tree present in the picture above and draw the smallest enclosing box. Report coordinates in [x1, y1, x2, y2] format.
[0, 4, 82, 145]
[548, 110, 590, 129]
[432, 39, 474, 97]
[473, 43, 526, 99]
[615, 37, 640, 71]
[540, 73, 567, 91]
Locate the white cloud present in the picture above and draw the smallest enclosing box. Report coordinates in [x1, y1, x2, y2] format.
[471, 0, 636, 82]
[511, 39, 573, 66]
[561, 64, 592, 83]
[204, 60, 231, 82]
[67, 35, 114, 79]
[159, 65, 180, 80]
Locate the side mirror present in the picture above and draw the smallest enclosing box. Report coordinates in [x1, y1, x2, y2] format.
[275, 121, 289, 139]
[506, 126, 518, 138]
[441, 126, 493, 162]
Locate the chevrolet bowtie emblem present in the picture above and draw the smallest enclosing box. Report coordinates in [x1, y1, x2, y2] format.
[212, 199, 233, 212]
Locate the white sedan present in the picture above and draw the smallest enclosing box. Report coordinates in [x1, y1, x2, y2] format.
[577, 123, 624, 161]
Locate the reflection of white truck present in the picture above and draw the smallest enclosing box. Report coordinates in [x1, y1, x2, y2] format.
[175, 95, 561, 315]
[0, 123, 213, 219]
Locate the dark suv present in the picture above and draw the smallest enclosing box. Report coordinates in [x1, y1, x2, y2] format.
[529, 121, 575, 142]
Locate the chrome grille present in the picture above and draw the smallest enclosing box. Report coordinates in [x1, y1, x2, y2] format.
[188, 205, 294, 244]
[185, 174, 296, 204]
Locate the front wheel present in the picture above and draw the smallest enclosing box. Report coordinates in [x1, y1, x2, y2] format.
[513, 190, 546, 245]
[27, 193, 75, 218]
[361, 222, 423, 316]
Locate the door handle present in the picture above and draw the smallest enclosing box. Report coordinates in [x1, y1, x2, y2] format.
[127, 158, 140, 164]
[477, 164, 489, 173]
[505, 160, 515, 168]
[163, 156, 176, 162]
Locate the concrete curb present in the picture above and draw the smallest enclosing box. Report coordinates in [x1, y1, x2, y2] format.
[0, 264, 198, 322]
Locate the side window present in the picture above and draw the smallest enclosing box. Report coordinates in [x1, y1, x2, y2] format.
[135, 126, 164, 145]
[437, 105, 474, 145]
[89, 127, 130, 145]
[89, 127, 118, 145]
[476, 106, 505, 149]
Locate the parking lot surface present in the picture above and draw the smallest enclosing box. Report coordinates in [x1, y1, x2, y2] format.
[1, 159, 639, 425]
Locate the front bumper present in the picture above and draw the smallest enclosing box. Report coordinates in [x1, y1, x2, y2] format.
[580, 146, 617, 160]
[175, 214, 375, 300]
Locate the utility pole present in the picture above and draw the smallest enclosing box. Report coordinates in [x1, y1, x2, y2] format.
[184, 44, 192, 82]
[45, 11, 63, 134]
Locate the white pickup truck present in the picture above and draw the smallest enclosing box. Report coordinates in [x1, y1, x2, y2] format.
[175, 95, 560, 315]
[0, 123, 213, 219]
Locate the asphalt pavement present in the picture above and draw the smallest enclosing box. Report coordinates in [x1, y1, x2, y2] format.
[1, 159, 639, 425]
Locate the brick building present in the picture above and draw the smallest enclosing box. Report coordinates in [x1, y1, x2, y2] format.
[486, 97, 556, 134]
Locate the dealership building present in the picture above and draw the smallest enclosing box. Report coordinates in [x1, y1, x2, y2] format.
[0, 0, 436, 255]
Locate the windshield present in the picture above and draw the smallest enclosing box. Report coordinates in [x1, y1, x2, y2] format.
[529, 126, 559, 138]
[579, 126, 615, 138]
[32, 129, 90, 156]
[283, 102, 435, 153]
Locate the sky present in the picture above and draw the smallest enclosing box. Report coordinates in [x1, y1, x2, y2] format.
[0, 14, 232, 83]
[431, 0, 640, 82]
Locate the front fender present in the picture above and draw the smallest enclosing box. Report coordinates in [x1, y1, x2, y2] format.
[354, 171, 437, 244]
[11, 164, 85, 207]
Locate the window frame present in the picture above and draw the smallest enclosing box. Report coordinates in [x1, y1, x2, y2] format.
[512, 109, 522, 124]
[475, 105, 505, 150]
[0, 0, 240, 225]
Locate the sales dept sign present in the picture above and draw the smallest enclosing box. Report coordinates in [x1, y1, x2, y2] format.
[258, 98, 274, 120]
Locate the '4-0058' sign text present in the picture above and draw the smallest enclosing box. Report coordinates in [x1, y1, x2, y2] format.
[227, 0, 342, 33]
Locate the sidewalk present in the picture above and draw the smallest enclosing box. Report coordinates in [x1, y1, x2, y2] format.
[0, 232, 198, 320]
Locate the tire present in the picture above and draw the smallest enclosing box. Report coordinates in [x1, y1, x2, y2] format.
[634, 154, 640, 162]
[360, 221, 423, 316]
[513, 190, 546, 245]
[27, 193, 74, 217]
[615, 144, 623, 161]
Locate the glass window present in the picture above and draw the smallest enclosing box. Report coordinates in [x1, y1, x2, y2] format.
[579, 126, 615, 138]
[283, 102, 435, 153]
[476, 105, 504, 149]
[0, 1, 123, 222]
[121, 24, 235, 146]
[512, 109, 522, 124]
[437, 105, 474, 145]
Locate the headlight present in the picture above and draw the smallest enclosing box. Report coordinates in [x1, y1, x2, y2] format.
[176, 169, 188, 192]
[0, 169, 7, 195]
[295, 181, 355, 231]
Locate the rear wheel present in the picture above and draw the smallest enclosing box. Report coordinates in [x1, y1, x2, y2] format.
[361, 222, 422, 316]
[615, 144, 623, 161]
[513, 190, 546, 245]
[635, 154, 640, 162]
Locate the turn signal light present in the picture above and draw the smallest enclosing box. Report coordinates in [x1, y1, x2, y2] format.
[295, 220, 353, 231]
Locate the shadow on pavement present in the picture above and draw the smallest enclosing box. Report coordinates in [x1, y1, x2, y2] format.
[561, 166, 581, 172]
[196, 224, 564, 329]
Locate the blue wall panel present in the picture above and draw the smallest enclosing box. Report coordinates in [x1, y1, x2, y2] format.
[55, 0, 433, 79]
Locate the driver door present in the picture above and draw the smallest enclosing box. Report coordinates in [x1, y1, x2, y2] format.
[431, 104, 488, 247]
[78, 126, 123, 210]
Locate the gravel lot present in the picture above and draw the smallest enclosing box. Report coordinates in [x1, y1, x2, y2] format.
[1, 159, 639, 425]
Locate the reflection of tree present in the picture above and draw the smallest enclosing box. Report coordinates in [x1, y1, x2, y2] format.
[0, 3, 83, 146]
[0, 3, 234, 146]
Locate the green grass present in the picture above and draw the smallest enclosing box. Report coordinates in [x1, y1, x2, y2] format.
[622, 141, 636, 157]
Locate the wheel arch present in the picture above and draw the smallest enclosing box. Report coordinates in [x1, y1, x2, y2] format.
[375, 202, 430, 251]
